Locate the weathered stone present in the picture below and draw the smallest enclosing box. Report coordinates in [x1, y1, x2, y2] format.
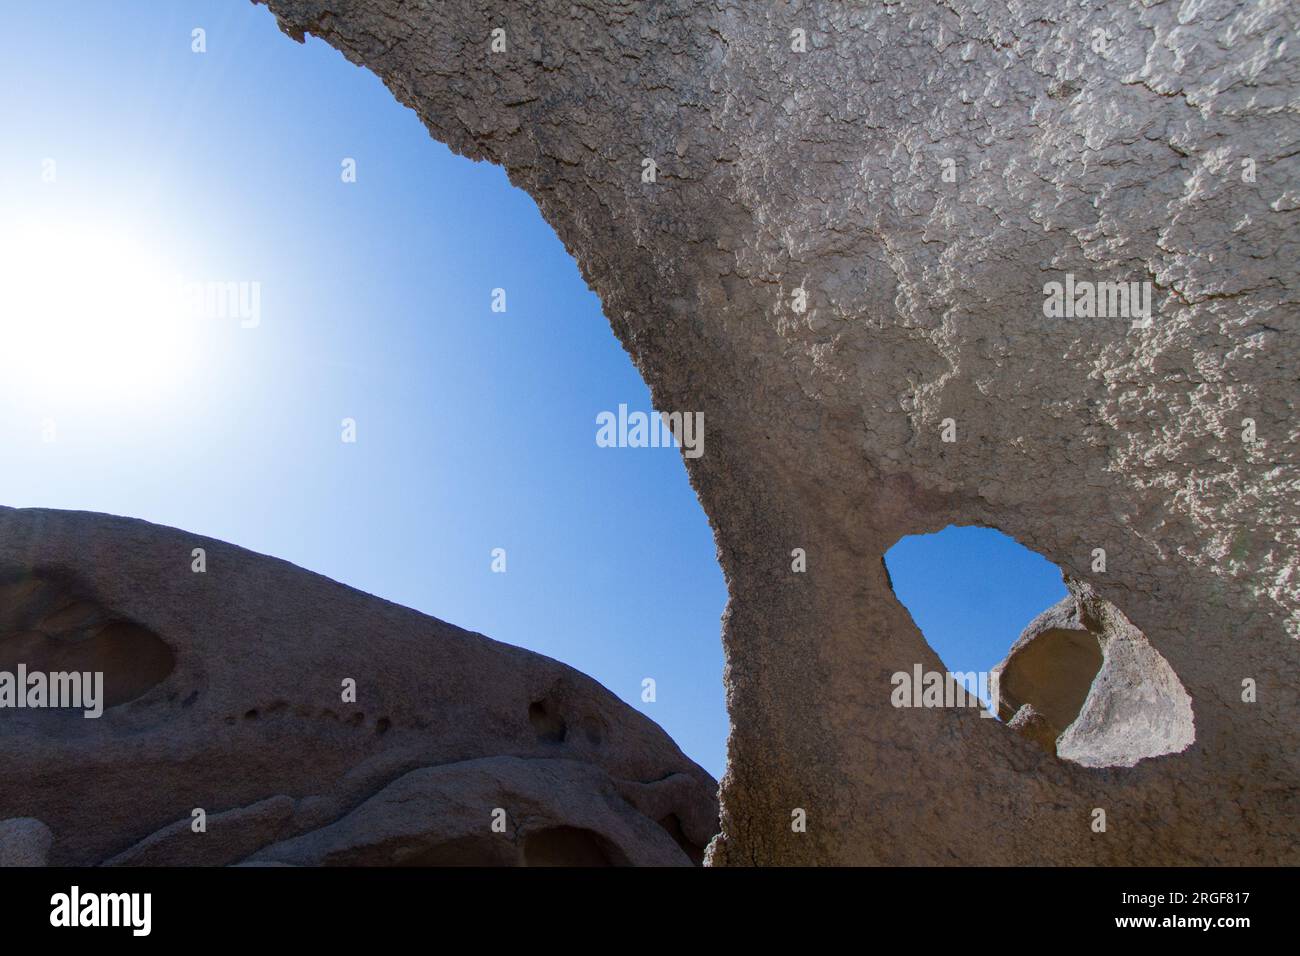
[248, 0, 1298, 864]
[994, 580, 1195, 768]
[245, 756, 692, 866]
[0, 817, 53, 867]
[0, 506, 717, 866]
[104, 796, 297, 867]
[1056, 582, 1197, 769]
[1006, 705, 1058, 757]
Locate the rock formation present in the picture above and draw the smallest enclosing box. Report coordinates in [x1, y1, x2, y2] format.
[0, 506, 717, 866]
[247, 0, 1298, 864]
[994, 579, 1196, 767]
[0, 818, 52, 867]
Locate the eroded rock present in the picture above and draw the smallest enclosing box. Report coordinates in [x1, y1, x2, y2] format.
[0, 817, 53, 867]
[104, 796, 297, 867]
[247, 0, 1298, 864]
[245, 756, 691, 866]
[995, 580, 1196, 767]
[1006, 704, 1058, 757]
[0, 506, 717, 866]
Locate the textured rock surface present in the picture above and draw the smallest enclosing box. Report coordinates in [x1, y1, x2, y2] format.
[0, 818, 53, 867]
[250, 0, 1298, 864]
[1054, 582, 1198, 768]
[104, 796, 297, 867]
[0, 506, 717, 866]
[1005, 704, 1058, 757]
[994, 579, 1196, 767]
[246, 756, 691, 866]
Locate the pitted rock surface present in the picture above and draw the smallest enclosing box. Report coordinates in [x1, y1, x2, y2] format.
[249, 0, 1297, 864]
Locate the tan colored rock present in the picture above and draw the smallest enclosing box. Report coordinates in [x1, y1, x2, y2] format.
[1055, 583, 1198, 770]
[994, 580, 1196, 768]
[248, 0, 1298, 864]
[0, 506, 716, 866]
[1006, 705, 1058, 757]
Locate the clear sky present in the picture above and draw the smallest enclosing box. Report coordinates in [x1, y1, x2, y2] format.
[886, 526, 1067, 709]
[0, 1, 1066, 777]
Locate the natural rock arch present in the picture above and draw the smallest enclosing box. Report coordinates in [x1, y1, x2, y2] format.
[255, 0, 1299, 865]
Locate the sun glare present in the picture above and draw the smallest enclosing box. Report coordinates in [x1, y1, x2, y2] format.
[0, 221, 196, 403]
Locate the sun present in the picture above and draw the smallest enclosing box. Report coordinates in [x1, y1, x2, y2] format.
[0, 220, 197, 404]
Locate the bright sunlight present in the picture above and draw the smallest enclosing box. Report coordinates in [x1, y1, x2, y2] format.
[0, 221, 196, 403]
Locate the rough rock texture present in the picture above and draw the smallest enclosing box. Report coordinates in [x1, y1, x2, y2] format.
[0, 818, 53, 867]
[246, 756, 690, 866]
[994, 579, 1196, 767]
[250, 0, 1299, 864]
[0, 506, 717, 866]
[103, 796, 297, 867]
[1005, 704, 1058, 757]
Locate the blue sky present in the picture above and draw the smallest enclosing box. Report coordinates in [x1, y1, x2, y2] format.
[885, 526, 1067, 707]
[0, 1, 1065, 777]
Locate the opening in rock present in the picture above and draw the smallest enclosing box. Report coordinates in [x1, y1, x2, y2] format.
[0, 571, 175, 709]
[528, 699, 567, 744]
[884, 526, 1194, 767]
[884, 526, 1068, 717]
[994, 627, 1102, 746]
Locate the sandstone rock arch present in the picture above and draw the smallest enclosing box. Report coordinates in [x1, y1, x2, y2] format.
[253, 0, 1298, 864]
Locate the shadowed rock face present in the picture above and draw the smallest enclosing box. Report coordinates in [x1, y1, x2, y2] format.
[996, 627, 1104, 743]
[249, 0, 1298, 864]
[0, 818, 52, 867]
[0, 506, 717, 866]
[0, 572, 176, 709]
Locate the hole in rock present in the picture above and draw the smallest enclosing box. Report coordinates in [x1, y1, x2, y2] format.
[578, 714, 604, 747]
[884, 526, 1194, 768]
[528, 699, 567, 744]
[884, 526, 1068, 718]
[0, 571, 175, 709]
